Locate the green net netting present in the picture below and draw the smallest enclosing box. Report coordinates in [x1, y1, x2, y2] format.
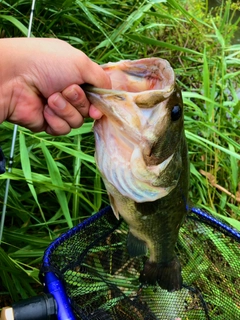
[41, 207, 240, 320]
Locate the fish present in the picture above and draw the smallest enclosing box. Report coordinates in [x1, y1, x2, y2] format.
[83, 58, 189, 292]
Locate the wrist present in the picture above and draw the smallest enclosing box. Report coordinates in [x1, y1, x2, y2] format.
[0, 39, 17, 124]
[0, 78, 13, 124]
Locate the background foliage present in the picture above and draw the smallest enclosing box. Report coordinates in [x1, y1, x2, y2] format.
[0, 0, 239, 303]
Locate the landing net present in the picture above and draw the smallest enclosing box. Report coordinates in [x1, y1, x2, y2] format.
[41, 206, 240, 320]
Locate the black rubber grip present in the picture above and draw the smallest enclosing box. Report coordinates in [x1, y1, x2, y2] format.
[12, 293, 56, 320]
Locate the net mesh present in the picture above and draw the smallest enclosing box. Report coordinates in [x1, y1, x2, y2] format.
[41, 207, 240, 320]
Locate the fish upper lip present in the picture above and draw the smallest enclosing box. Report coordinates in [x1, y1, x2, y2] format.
[82, 58, 175, 103]
[83, 86, 175, 110]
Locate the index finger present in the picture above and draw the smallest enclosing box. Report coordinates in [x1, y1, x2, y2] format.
[76, 55, 112, 90]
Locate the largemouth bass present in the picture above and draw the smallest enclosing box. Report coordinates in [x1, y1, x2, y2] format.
[84, 58, 189, 292]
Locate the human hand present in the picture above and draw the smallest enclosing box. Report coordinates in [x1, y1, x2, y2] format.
[0, 38, 111, 135]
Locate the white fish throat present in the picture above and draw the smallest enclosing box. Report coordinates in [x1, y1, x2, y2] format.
[95, 140, 175, 203]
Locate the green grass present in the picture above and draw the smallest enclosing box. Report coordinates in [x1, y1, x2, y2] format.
[0, 0, 239, 303]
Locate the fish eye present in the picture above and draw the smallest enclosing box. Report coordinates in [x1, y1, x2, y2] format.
[171, 105, 182, 121]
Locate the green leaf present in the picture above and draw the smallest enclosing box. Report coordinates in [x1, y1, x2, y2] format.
[0, 14, 30, 36]
[186, 131, 240, 160]
[127, 34, 202, 56]
[228, 144, 238, 191]
[40, 142, 73, 228]
[19, 132, 46, 223]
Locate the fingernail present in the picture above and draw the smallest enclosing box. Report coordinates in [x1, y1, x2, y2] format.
[45, 105, 55, 116]
[64, 88, 78, 102]
[53, 94, 67, 109]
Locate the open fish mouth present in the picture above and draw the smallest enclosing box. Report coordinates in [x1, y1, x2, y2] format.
[83, 58, 183, 203]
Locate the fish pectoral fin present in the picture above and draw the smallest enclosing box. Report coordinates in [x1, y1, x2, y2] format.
[127, 232, 147, 257]
[108, 194, 120, 220]
[139, 256, 182, 292]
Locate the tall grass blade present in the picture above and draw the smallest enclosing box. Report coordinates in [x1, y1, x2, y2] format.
[40, 142, 73, 228]
[127, 34, 203, 56]
[19, 132, 46, 224]
[0, 14, 29, 36]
